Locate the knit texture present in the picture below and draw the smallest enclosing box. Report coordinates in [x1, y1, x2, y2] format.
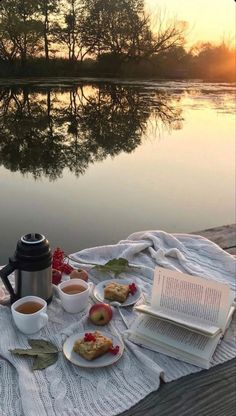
[0, 231, 236, 416]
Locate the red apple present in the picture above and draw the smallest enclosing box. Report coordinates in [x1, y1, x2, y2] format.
[89, 303, 113, 326]
[52, 269, 62, 285]
[70, 268, 89, 281]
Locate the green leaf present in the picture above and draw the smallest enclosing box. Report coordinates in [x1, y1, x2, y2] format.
[9, 348, 39, 356]
[32, 353, 58, 371]
[9, 339, 59, 371]
[94, 257, 132, 275]
[10, 340, 58, 356]
[28, 339, 58, 353]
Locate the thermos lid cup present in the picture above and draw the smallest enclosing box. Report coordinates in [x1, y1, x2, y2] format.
[21, 233, 45, 244]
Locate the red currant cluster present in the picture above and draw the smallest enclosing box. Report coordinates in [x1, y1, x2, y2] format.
[52, 248, 73, 274]
[129, 283, 137, 295]
[52, 248, 64, 269]
[84, 333, 96, 342]
[109, 345, 120, 355]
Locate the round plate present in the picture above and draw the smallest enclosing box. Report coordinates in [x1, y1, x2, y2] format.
[93, 278, 141, 307]
[63, 331, 124, 368]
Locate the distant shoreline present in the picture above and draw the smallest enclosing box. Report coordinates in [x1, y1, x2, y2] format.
[0, 77, 235, 85]
[0, 58, 234, 83]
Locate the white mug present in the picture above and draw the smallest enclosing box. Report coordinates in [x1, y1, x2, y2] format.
[58, 279, 93, 313]
[11, 296, 48, 335]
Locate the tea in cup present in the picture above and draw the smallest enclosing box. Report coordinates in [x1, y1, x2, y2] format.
[58, 279, 93, 313]
[11, 296, 48, 334]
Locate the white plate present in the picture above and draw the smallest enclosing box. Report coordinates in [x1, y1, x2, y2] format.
[93, 278, 141, 307]
[63, 331, 124, 368]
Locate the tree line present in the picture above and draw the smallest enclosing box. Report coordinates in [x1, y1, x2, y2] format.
[0, 0, 185, 63]
[0, 0, 235, 80]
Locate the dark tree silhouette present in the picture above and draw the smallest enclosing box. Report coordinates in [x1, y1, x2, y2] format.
[0, 83, 183, 179]
[38, 0, 59, 60]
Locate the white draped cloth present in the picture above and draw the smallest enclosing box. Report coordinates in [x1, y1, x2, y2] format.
[0, 231, 236, 416]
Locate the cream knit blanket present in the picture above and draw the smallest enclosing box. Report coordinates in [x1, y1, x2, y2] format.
[0, 231, 236, 416]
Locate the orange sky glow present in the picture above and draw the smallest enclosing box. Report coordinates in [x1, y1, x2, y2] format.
[146, 0, 236, 45]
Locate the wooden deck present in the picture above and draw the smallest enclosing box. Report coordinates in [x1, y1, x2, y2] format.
[121, 224, 236, 416]
[193, 224, 236, 255]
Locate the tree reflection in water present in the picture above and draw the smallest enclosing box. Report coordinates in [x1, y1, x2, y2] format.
[0, 83, 183, 180]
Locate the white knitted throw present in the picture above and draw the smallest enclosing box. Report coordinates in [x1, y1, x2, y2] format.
[0, 231, 236, 416]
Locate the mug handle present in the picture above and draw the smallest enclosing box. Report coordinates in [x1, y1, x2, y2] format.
[88, 282, 94, 295]
[39, 313, 48, 330]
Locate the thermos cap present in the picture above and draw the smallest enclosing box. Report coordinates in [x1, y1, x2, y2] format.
[14, 233, 52, 271]
[21, 233, 45, 245]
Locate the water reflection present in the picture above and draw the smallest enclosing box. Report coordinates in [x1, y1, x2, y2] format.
[0, 84, 182, 180]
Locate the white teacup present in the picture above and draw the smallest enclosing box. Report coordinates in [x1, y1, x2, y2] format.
[11, 296, 48, 335]
[58, 279, 93, 313]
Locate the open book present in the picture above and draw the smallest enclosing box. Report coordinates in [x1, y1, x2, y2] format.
[128, 267, 235, 369]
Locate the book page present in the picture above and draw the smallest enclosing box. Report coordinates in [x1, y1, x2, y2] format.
[129, 315, 220, 360]
[151, 267, 231, 330]
[134, 304, 221, 336]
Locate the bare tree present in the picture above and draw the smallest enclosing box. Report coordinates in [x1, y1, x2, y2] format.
[38, 0, 59, 60]
[147, 10, 187, 58]
[53, 0, 83, 61]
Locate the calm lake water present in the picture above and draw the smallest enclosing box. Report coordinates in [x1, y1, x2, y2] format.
[0, 79, 235, 264]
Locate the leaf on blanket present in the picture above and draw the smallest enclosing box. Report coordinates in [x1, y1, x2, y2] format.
[32, 352, 58, 371]
[28, 339, 58, 353]
[9, 339, 59, 371]
[9, 348, 39, 356]
[94, 258, 135, 275]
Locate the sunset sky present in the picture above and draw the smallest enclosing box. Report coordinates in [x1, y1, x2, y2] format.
[146, 0, 235, 45]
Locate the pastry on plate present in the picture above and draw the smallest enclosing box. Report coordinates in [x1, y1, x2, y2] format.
[104, 282, 130, 303]
[73, 331, 113, 360]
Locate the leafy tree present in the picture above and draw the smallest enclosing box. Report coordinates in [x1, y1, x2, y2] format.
[79, 0, 151, 61]
[0, 1, 18, 61]
[0, 0, 43, 64]
[0, 32, 17, 63]
[79, 0, 186, 63]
